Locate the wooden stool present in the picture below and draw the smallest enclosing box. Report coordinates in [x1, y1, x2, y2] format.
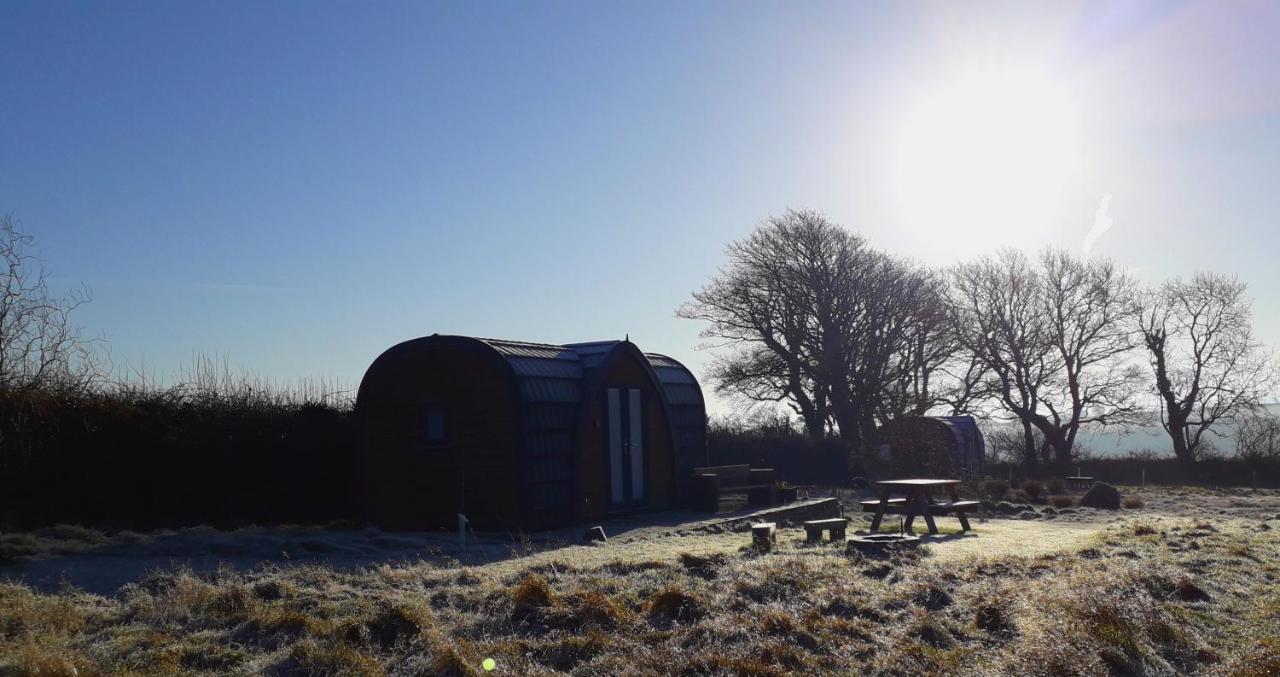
[803, 517, 849, 543]
[751, 522, 777, 551]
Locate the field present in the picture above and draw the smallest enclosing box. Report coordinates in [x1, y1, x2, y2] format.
[1, 487, 1278, 675]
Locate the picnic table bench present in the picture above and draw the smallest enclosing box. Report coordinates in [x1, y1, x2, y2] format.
[861, 479, 978, 534]
[692, 464, 776, 510]
[1066, 476, 1095, 491]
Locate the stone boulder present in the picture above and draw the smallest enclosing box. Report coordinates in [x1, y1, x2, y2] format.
[1080, 482, 1122, 510]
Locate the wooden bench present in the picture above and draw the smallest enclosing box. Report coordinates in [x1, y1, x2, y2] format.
[804, 517, 849, 543]
[861, 498, 980, 532]
[692, 464, 777, 509]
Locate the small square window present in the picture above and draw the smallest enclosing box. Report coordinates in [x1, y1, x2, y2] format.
[424, 407, 447, 445]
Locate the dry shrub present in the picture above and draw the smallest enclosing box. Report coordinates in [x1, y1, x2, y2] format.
[1021, 480, 1045, 501]
[803, 612, 875, 642]
[905, 609, 954, 648]
[533, 630, 609, 671]
[646, 586, 706, 626]
[364, 599, 432, 647]
[1046, 478, 1065, 495]
[556, 589, 630, 630]
[909, 581, 953, 611]
[753, 640, 810, 671]
[819, 597, 884, 623]
[735, 559, 829, 603]
[973, 598, 1017, 637]
[678, 551, 728, 579]
[1050, 495, 1075, 508]
[425, 642, 482, 677]
[287, 639, 382, 677]
[983, 480, 1009, 500]
[235, 607, 327, 647]
[123, 569, 246, 627]
[251, 579, 294, 602]
[1134, 523, 1158, 536]
[34, 524, 107, 544]
[759, 608, 796, 636]
[510, 573, 555, 621]
[1124, 496, 1146, 509]
[0, 533, 45, 564]
[0, 584, 86, 639]
[1142, 570, 1211, 602]
[179, 644, 252, 672]
[1, 640, 91, 677]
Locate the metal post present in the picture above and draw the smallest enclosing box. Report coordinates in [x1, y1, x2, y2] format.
[458, 513, 468, 546]
[1141, 468, 1145, 488]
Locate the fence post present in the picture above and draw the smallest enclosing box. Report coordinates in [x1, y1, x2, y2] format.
[1141, 467, 1145, 488]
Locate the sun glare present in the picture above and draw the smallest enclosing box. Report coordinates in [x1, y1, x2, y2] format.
[893, 67, 1082, 246]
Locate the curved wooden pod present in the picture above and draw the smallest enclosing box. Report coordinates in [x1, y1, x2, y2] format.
[355, 335, 705, 531]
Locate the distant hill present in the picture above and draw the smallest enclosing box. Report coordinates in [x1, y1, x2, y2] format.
[1071, 403, 1279, 458]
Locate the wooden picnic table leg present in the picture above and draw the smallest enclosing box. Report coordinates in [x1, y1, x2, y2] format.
[902, 488, 918, 533]
[919, 489, 938, 535]
[869, 487, 890, 532]
[946, 484, 972, 531]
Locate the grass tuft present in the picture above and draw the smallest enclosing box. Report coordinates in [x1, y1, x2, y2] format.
[646, 586, 706, 626]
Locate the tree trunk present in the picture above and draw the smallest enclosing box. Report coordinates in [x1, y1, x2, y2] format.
[1044, 428, 1072, 476]
[1168, 413, 1195, 468]
[828, 389, 863, 473]
[1020, 421, 1040, 477]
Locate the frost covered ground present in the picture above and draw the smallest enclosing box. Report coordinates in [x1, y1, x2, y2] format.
[1, 487, 1277, 675]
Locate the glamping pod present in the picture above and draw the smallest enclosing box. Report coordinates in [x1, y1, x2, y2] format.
[355, 335, 707, 530]
[871, 415, 986, 479]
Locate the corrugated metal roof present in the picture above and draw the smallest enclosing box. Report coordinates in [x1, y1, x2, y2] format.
[644, 353, 683, 369]
[482, 338, 578, 361]
[661, 383, 703, 406]
[506, 356, 584, 379]
[651, 365, 697, 386]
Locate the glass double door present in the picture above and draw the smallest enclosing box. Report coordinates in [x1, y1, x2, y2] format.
[607, 388, 644, 507]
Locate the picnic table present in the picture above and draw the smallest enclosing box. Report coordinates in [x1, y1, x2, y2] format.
[862, 479, 978, 535]
[1066, 476, 1095, 491]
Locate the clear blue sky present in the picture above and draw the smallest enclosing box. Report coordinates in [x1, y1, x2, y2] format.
[2, 1, 1278, 411]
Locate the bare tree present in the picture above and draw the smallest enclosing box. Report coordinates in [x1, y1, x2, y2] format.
[678, 212, 827, 436]
[984, 423, 1048, 467]
[951, 248, 1139, 474]
[1234, 410, 1280, 466]
[0, 215, 101, 394]
[705, 346, 829, 438]
[1134, 273, 1276, 466]
[878, 271, 968, 418]
[933, 352, 995, 416]
[680, 209, 952, 468]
